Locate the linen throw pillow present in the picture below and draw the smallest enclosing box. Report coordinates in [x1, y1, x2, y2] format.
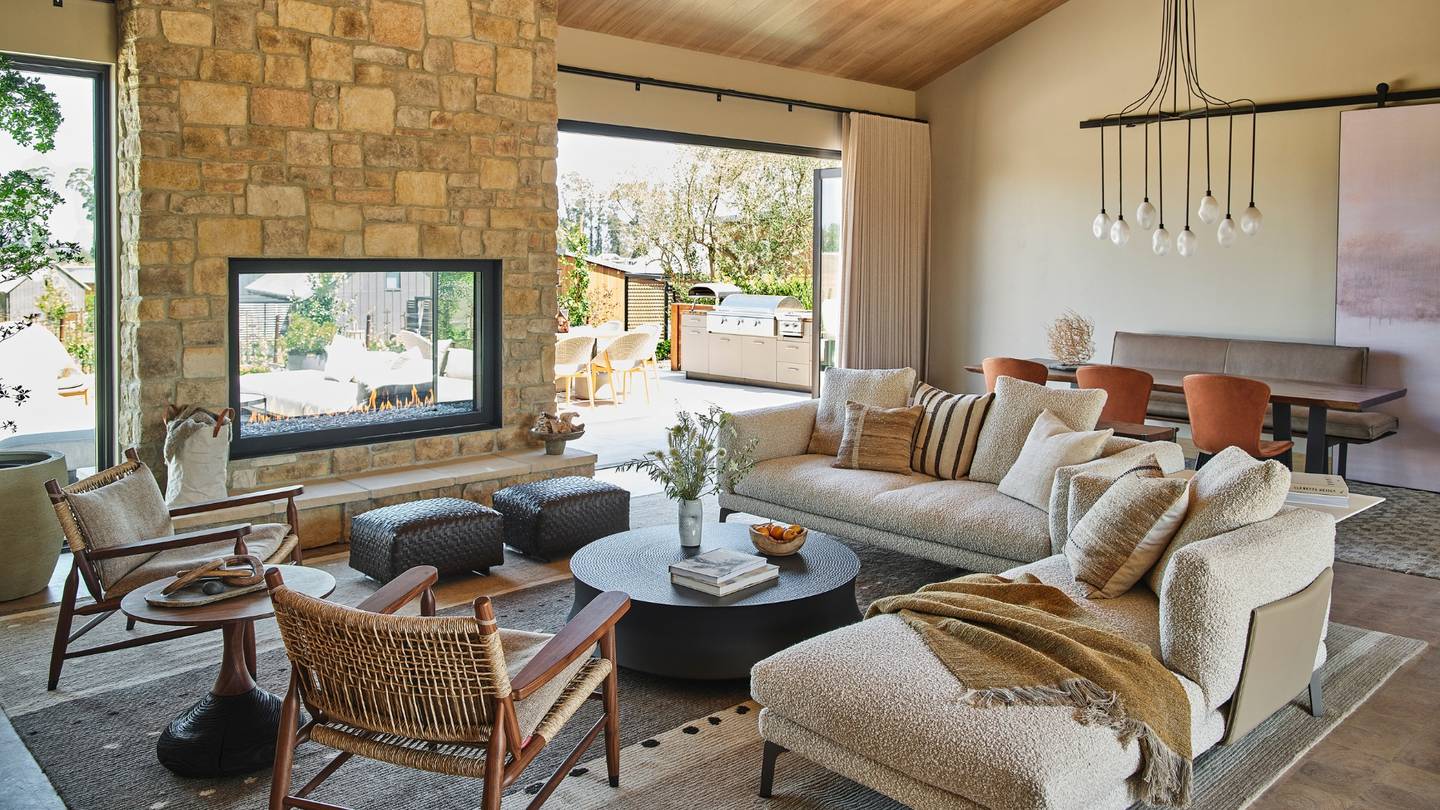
[1144, 446, 1290, 593]
[808, 367, 917, 456]
[996, 410, 1113, 511]
[833, 401, 924, 475]
[909, 383, 994, 480]
[1066, 470, 1190, 599]
[969, 376, 1108, 484]
[62, 463, 175, 589]
[1064, 454, 1169, 537]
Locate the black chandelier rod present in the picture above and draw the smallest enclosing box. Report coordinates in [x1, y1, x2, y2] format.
[558, 64, 928, 124]
[1079, 82, 1440, 129]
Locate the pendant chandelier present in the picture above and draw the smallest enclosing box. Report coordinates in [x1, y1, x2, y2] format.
[1092, 0, 1262, 256]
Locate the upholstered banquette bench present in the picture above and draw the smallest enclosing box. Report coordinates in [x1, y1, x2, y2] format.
[1111, 331, 1398, 473]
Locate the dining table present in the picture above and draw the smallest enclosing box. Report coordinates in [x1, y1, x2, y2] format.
[963, 361, 1408, 474]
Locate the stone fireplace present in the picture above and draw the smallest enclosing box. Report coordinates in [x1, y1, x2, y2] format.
[113, 0, 579, 546]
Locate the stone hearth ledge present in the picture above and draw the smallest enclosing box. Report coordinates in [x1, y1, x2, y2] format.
[173, 446, 598, 548]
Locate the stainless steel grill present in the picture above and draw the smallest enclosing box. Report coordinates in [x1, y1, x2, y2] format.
[706, 294, 804, 337]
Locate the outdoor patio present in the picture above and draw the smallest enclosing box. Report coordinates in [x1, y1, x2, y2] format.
[558, 365, 808, 467]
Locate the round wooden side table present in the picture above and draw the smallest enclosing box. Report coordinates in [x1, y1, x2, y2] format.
[120, 564, 335, 778]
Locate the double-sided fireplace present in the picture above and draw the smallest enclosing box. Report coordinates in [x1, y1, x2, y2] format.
[227, 258, 502, 459]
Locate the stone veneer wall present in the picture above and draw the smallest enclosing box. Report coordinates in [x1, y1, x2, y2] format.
[114, 0, 559, 490]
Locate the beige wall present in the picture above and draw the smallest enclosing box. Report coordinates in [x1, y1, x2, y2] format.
[0, 0, 117, 64]
[918, 0, 1440, 392]
[558, 27, 915, 151]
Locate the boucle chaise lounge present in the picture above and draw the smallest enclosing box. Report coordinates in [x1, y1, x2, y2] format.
[751, 486, 1335, 809]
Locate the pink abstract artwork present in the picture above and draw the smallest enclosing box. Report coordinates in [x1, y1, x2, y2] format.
[1336, 104, 1440, 490]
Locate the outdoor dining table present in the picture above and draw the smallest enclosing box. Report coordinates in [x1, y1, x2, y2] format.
[963, 361, 1407, 474]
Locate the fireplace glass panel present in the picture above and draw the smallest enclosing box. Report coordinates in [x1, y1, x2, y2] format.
[229, 259, 499, 458]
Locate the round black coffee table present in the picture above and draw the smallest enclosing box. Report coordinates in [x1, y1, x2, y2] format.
[569, 523, 861, 679]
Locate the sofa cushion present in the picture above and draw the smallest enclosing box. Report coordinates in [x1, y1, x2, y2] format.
[735, 454, 927, 527]
[969, 377, 1107, 485]
[1145, 446, 1289, 593]
[869, 480, 1053, 562]
[808, 367, 916, 456]
[996, 410, 1112, 510]
[909, 384, 992, 480]
[1066, 471, 1189, 599]
[834, 402, 923, 474]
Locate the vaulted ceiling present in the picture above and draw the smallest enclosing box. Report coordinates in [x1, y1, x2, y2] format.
[558, 0, 1071, 90]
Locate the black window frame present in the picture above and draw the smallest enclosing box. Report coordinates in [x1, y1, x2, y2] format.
[3, 53, 116, 472]
[226, 257, 503, 459]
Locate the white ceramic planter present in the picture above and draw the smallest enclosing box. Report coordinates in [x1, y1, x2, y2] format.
[0, 450, 67, 601]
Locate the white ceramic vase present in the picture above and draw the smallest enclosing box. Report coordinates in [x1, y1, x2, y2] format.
[678, 498, 703, 548]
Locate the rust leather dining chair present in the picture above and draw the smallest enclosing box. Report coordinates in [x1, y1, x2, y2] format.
[1182, 373, 1294, 468]
[981, 357, 1050, 393]
[1076, 365, 1154, 425]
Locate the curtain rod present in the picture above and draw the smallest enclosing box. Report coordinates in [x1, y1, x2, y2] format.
[558, 64, 927, 124]
[1079, 82, 1440, 128]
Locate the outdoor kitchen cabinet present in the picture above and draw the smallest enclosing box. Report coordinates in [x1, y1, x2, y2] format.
[741, 336, 777, 383]
[709, 333, 744, 378]
[680, 324, 709, 373]
[682, 293, 812, 392]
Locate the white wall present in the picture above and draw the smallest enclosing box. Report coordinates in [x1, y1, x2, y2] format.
[917, 0, 1440, 392]
[558, 27, 916, 152]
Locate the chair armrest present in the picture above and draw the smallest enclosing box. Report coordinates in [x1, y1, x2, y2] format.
[511, 591, 630, 701]
[169, 485, 305, 517]
[355, 565, 439, 616]
[86, 523, 253, 560]
[724, 399, 819, 464]
[1159, 507, 1335, 713]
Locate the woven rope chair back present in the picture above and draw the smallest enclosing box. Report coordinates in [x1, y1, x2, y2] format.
[271, 586, 511, 743]
[604, 331, 651, 366]
[555, 334, 595, 368]
[50, 458, 148, 556]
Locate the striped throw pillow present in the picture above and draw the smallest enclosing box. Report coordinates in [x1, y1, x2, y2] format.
[909, 384, 994, 480]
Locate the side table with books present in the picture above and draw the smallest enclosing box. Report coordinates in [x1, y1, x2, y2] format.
[568, 523, 861, 679]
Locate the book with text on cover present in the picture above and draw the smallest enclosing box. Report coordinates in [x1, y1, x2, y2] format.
[669, 548, 768, 585]
[1286, 472, 1350, 507]
[672, 564, 779, 597]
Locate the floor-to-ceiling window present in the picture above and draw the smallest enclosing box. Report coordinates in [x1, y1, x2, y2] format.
[0, 55, 113, 478]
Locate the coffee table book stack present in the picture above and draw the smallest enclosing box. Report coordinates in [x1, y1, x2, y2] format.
[670, 548, 779, 596]
[1286, 472, 1351, 508]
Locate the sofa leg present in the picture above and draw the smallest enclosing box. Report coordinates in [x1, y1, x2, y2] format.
[719, 508, 734, 523]
[758, 740, 786, 798]
[1309, 672, 1325, 717]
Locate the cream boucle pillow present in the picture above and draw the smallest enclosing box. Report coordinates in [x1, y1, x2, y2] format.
[1066, 471, 1190, 598]
[1145, 446, 1290, 593]
[969, 376, 1107, 484]
[996, 410, 1112, 511]
[808, 367, 917, 456]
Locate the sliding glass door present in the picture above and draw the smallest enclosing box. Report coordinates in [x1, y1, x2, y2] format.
[812, 166, 842, 390]
[0, 55, 113, 477]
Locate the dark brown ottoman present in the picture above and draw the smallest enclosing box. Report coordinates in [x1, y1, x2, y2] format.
[350, 497, 503, 583]
[493, 476, 630, 560]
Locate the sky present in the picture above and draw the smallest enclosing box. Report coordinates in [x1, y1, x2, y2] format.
[556, 131, 684, 199]
[0, 69, 97, 252]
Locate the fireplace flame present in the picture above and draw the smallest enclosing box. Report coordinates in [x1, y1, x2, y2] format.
[247, 387, 437, 424]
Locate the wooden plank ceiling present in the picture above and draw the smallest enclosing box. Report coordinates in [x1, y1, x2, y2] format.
[558, 0, 1071, 90]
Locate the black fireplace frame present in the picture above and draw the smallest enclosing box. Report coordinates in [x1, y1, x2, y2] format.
[227, 257, 503, 460]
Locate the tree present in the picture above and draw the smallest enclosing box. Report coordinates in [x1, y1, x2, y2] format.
[0, 57, 79, 432]
[557, 223, 592, 327]
[66, 167, 96, 262]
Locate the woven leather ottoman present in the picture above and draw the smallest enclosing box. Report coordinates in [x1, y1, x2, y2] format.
[350, 498, 503, 583]
[493, 476, 630, 560]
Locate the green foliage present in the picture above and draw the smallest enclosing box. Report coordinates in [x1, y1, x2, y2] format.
[34, 272, 71, 329]
[654, 337, 671, 362]
[617, 405, 757, 501]
[738, 274, 814, 309]
[558, 223, 592, 327]
[281, 314, 337, 356]
[436, 271, 474, 348]
[0, 56, 63, 152]
[64, 288, 95, 373]
[289, 272, 346, 326]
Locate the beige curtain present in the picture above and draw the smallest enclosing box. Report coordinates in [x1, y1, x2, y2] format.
[839, 112, 931, 373]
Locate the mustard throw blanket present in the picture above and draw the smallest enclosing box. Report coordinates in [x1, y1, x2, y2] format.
[867, 574, 1192, 807]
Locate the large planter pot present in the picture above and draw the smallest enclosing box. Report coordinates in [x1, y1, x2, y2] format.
[0, 450, 67, 602]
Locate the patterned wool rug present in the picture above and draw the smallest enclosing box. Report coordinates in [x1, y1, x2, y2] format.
[1338, 481, 1440, 580]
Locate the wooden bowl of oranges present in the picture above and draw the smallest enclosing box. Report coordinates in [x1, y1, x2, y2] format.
[749, 522, 808, 556]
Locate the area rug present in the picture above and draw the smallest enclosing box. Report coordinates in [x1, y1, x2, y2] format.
[1337, 481, 1440, 579]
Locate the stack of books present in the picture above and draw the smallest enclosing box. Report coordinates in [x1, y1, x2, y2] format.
[670, 548, 779, 597]
[1286, 472, 1351, 508]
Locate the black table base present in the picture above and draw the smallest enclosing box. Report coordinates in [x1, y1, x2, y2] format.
[157, 687, 286, 777]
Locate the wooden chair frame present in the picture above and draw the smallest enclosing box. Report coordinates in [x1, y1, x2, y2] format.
[267, 565, 630, 810]
[45, 448, 304, 691]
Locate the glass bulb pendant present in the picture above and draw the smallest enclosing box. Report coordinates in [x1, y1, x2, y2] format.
[1092, 210, 1112, 240]
[1197, 194, 1221, 225]
[1110, 217, 1131, 246]
[1177, 227, 1198, 257]
[1152, 226, 1172, 256]
[1217, 215, 1237, 247]
[1240, 205, 1264, 236]
[1136, 199, 1157, 230]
